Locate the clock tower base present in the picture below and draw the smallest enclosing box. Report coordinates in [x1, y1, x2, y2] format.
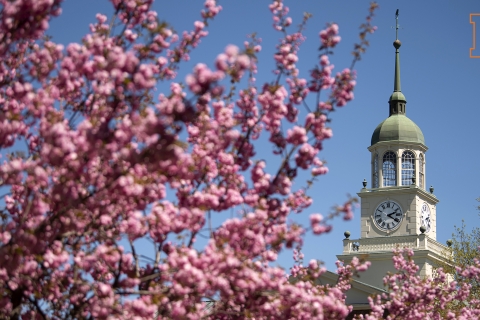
[337, 233, 451, 289]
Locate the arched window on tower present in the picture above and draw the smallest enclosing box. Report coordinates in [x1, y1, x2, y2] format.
[373, 153, 379, 188]
[383, 151, 396, 186]
[419, 153, 424, 189]
[401, 151, 416, 186]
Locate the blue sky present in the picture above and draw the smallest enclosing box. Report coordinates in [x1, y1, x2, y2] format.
[49, 0, 480, 272]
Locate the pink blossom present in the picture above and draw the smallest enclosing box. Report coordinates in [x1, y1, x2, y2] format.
[286, 126, 307, 145]
[320, 23, 341, 48]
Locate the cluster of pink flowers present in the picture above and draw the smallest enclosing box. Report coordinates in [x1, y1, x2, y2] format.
[331, 68, 357, 107]
[319, 23, 341, 49]
[309, 55, 335, 93]
[185, 63, 224, 95]
[362, 249, 480, 319]
[215, 44, 252, 83]
[0, 0, 385, 318]
[310, 213, 332, 235]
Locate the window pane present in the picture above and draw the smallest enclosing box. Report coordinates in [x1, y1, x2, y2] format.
[383, 151, 396, 186]
[373, 153, 379, 188]
[401, 151, 415, 186]
[419, 154, 424, 189]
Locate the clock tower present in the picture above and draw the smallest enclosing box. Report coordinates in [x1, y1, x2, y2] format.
[337, 11, 450, 289]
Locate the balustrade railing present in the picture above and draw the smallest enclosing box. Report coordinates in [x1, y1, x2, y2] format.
[342, 234, 449, 257]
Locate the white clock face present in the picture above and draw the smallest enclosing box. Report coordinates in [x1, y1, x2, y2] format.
[421, 202, 431, 233]
[373, 200, 403, 231]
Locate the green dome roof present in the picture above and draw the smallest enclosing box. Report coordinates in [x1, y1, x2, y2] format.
[371, 114, 425, 146]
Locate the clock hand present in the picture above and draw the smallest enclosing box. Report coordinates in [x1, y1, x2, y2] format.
[386, 212, 400, 223]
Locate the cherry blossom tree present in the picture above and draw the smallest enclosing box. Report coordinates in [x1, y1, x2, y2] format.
[362, 249, 480, 320]
[436, 219, 480, 313]
[0, 0, 380, 318]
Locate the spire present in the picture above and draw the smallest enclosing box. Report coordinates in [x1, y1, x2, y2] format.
[389, 9, 406, 116]
[393, 10, 401, 93]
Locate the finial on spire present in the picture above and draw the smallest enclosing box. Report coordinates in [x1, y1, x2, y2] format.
[395, 9, 399, 40]
[394, 9, 401, 50]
